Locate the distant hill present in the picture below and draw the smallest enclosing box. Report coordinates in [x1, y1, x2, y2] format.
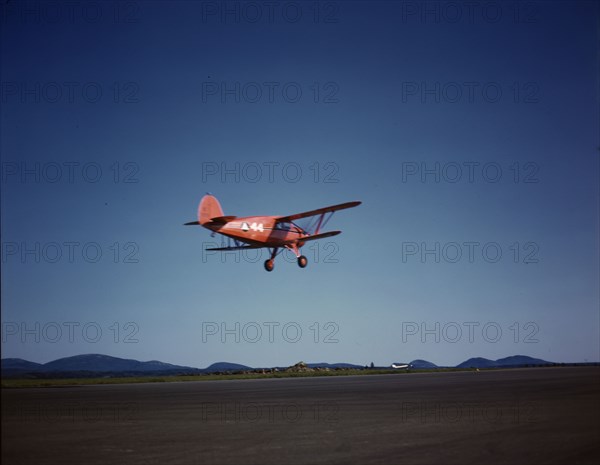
[204, 362, 252, 372]
[409, 359, 438, 369]
[1, 354, 201, 378]
[41, 354, 198, 372]
[307, 362, 364, 369]
[456, 355, 553, 369]
[495, 355, 552, 367]
[1, 358, 44, 375]
[456, 357, 497, 369]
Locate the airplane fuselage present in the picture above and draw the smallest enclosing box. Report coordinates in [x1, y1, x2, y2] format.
[203, 216, 306, 247]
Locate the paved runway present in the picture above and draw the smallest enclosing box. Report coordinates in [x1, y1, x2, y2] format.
[2, 367, 599, 464]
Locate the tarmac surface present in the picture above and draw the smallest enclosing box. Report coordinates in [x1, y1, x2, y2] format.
[2, 367, 599, 465]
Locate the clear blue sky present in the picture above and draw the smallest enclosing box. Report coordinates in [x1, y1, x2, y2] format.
[1, 0, 598, 368]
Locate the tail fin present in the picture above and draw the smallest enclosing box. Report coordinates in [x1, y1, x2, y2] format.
[198, 194, 224, 225]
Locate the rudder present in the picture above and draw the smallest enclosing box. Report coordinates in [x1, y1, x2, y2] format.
[198, 194, 224, 225]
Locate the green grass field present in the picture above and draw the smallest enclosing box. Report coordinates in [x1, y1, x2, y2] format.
[0, 368, 474, 388]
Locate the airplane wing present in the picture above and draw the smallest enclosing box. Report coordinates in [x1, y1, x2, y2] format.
[207, 232, 340, 251]
[276, 201, 361, 223]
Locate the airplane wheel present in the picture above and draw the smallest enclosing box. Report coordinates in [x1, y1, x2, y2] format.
[264, 260, 274, 272]
[297, 255, 308, 268]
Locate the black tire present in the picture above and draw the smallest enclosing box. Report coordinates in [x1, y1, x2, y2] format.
[297, 255, 308, 268]
[264, 260, 274, 272]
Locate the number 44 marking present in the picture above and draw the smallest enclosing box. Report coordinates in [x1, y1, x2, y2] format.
[240, 222, 264, 232]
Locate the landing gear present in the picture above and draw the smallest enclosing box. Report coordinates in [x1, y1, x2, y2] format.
[297, 255, 308, 268]
[264, 248, 278, 272]
[263, 248, 307, 271]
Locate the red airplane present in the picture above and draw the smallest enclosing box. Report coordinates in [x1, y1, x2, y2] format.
[185, 194, 361, 271]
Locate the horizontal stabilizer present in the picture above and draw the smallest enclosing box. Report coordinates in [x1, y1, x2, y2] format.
[205, 245, 265, 251]
[209, 215, 237, 224]
[184, 221, 200, 226]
